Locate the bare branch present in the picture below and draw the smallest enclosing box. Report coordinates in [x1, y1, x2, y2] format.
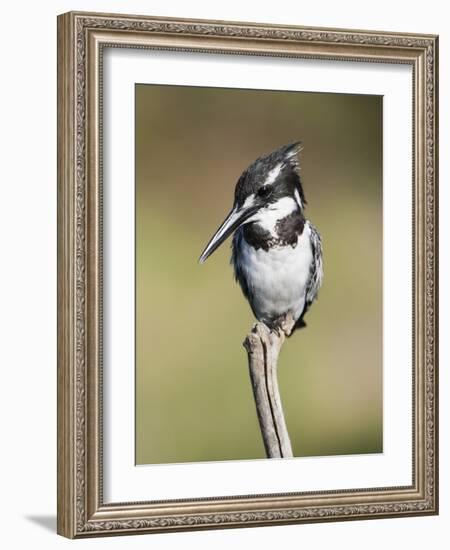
[243, 314, 295, 458]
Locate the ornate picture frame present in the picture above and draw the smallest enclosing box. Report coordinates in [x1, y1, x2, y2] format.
[57, 11, 438, 538]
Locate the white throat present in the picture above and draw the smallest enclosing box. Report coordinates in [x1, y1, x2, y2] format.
[246, 196, 298, 236]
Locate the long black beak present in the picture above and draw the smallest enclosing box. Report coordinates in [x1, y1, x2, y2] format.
[199, 204, 258, 263]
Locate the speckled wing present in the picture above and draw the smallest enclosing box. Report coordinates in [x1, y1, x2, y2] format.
[231, 228, 253, 304]
[305, 222, 323, 307]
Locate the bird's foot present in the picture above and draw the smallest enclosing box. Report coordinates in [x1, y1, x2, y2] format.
[271, 324, 284, 338]
[269, 312, 296, 337]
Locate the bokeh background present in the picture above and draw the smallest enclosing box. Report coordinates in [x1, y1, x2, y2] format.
[135, 84, 382, 465]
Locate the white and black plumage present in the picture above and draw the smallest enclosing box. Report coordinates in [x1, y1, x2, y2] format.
[199, 142, 323, 334]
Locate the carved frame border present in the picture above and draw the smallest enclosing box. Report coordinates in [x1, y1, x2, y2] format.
[57, 11, 438, 538]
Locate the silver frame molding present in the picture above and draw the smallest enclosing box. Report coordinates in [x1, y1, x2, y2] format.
[57, 11, 439, 538]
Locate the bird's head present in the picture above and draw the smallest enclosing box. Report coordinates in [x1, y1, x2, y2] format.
[199, 142, 306, 263]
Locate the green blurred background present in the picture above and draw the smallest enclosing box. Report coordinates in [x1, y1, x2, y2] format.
[135, 84, 383, 465]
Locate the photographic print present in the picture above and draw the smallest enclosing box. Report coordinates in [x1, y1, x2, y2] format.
[135, 84, 382, 465]
[57, 12, 437, 537]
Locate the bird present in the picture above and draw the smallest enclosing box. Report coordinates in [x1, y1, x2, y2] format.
[199, 142, 323, 334]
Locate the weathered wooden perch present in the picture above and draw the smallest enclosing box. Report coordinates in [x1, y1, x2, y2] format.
[243, 314, 295, 459]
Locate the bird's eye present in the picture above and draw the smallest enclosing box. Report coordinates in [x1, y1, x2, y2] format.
[257, 186, 271, 198]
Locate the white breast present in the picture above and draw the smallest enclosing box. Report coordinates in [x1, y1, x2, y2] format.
[237, 223, 313, 324]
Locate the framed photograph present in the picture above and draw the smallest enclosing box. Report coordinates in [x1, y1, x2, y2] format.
[57, 11, 439, 538]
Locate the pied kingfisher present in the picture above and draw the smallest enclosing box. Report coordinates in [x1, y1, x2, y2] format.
[199, 142, 323, 334]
